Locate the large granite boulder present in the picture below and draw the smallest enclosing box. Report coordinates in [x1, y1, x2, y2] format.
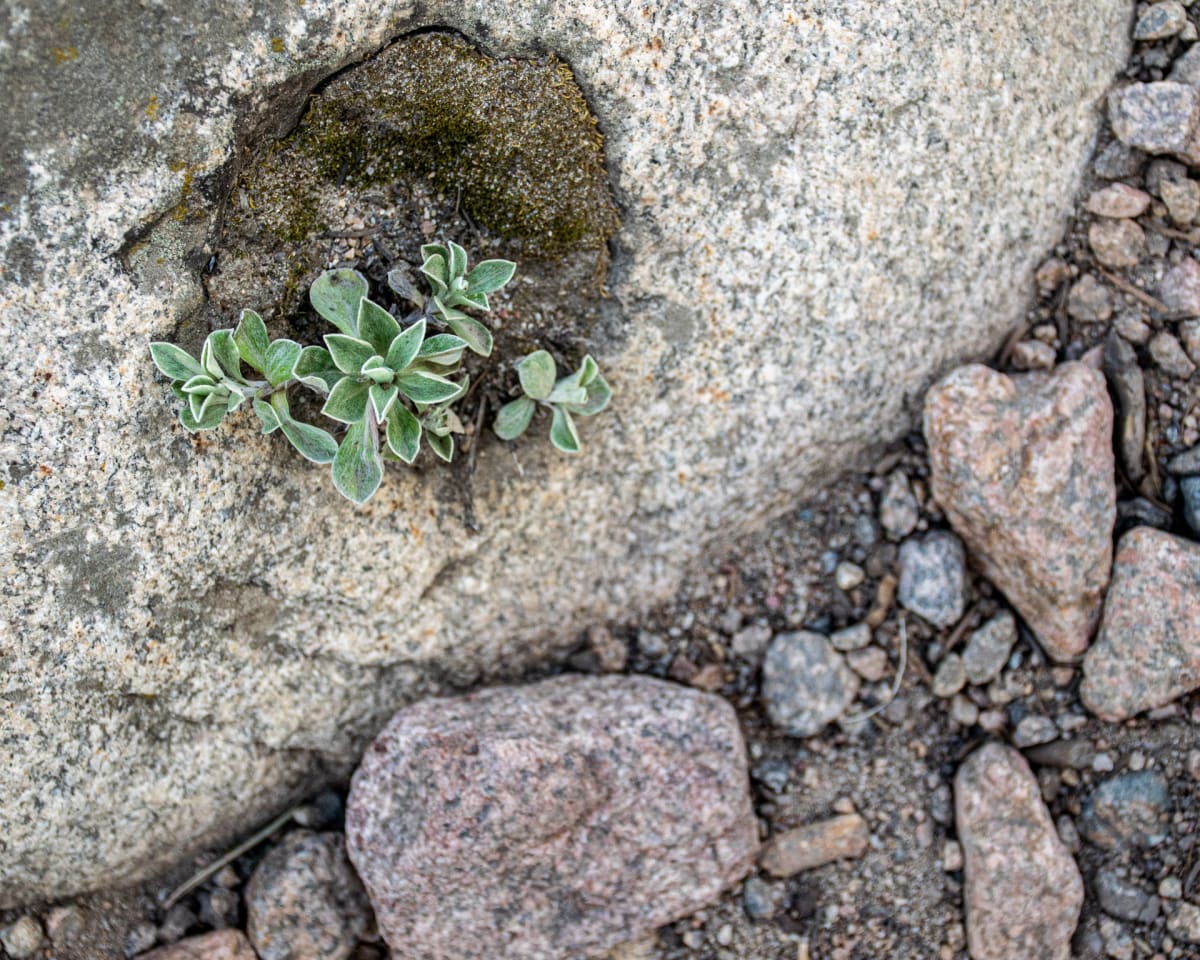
[0, 0, 1127, 902]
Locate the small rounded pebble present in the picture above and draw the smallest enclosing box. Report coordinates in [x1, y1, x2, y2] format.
[879, 471, 920, 540]
[1160, 876, 1183, 900]
[762, 632, 860, 737]
[950, 694, 980, 727]
[846, 645, 889, 682]
[0, 916, 44, 959]
[1134, 1, 1188, 40]
[742, 876, 784, 920]
[942, 839, 964, 872]
[1088, 219, 1144, 268]
[898, 531, 968, 629]
[1149, 332, 1196, 378]
[1158, 258, 1200, 315]
[1011, 340, 1056, 371]
[1012, 715, 1059, 748]
[932, 653, 967, 699]
[1161, 177, 1200, 224]
[1067, 275, 1113, 321]
[1085, 183, 1151, 218]
[830, 623, 872, 651]
[835, 561, 865, 591]
[1114, 316, 1151, 344]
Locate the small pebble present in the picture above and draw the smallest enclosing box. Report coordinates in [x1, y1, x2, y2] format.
[731, 624, 772, 660]
[950, 694, 979, 727]
[1094, 141, 1145, 180]
[45, 905, 85, 945]
[759, 814, 870, 877]
[897, 531, 967, 629]
[761, 631, 860, 737]
[846, 645, 889, 682]
[1089, 219, 1144, 268]
[942, 839, 964, 872]
[1149, 331, 1196, 377]
[126, 922, 159, 957]
[1067, 275, 1114, 321]
[1095, 870, 1160, 923]
[1134, 1, 1189, 40]
[835, 561, 865, 591]
[1168, 901, 1200, 943]
[1161, 176, 1200, 224]
[1012, 714, 1059, 748]
[879, 470, 920, 540]
[1035, 257, 1073, 292]
[962, 611, 1018, 685]
[830, 622, 872, 652]
[1181, 476, 1200, 533]
[932, 653, 967, 698]
[1079, 771, 1169, 850]
[588, 624, 628, 672]
[715, 924, 733, 947]
[1160, 876, 1183, 900]
[157, 904, 197, 945]
[0, 917, 44, 960]
[1086, 183, 1152, 218]
[1114, 316, 1151, 344]
[1179, 318, 1200, 363]
[1147, 158, 1190, 198]
[200, 888, 241, 930]
[1109, 83, 1200, 167]
[1011, 340, 1056, 371]
[742, 876, 784, 920]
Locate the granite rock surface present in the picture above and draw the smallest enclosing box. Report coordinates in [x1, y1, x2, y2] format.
[345, 674, 757, 960]
[1081, 527, 1200, 721]
[0, 0, 1128, 901]
[924, 362, 1116, 661]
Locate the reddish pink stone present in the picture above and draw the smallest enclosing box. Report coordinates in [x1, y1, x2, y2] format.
[956, 744, 1083, 960]
[346, 675, 758, 960]
[1158, 257, 1200, 316]
[924, 363, 1115, 661]
[1082, 527, 1200, 720]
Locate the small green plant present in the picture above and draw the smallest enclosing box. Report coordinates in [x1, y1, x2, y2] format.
[150, 242, 610, 504]
[493, 351, 611, 452]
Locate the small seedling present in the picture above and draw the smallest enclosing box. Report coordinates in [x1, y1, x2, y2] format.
[493, 350, 611, 452]
[150, 243, 610, 504]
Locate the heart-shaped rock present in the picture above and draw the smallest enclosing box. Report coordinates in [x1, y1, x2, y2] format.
[924, 362, 1115, 661]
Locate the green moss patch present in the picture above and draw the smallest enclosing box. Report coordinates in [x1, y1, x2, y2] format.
[232, 33, 618, 257]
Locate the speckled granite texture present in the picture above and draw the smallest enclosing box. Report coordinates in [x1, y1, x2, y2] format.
[925, 362, 1116, 661]
[0, 0, 1127, 902]
[345, 675, 758, 959]
[1082, 527, 1200, 721]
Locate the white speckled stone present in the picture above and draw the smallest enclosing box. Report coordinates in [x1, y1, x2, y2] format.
[0, 0, 1128, 903]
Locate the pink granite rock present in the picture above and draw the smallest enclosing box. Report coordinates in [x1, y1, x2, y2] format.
[924, 363, 1115, 661]
[1082, 527, 1200, 721]
[1160, 258, 1200, 316]
[346, 675, 758, 960]
[955, 744, 1084, 960]
[138, 931, 257, 960]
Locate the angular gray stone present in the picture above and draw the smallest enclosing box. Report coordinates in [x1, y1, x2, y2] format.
[1157, 258, 1200, 316]
[0, 0, 1130, 903]
[1134, 1, 1188, 40]
[762, 631, 860, 737]
[1094, 870, 1160, 924]
[1108, 82, 1200, 166]
[962, 611, 1018, 685]
[955, 744, 1083, 960]
[1078, 770, 1169, 850]
[898, 531, 968, 629]
[245, 831, 372, 960]
[344, 674, 757, 960]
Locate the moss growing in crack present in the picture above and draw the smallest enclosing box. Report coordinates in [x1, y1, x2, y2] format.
[232, 33, 619, 257]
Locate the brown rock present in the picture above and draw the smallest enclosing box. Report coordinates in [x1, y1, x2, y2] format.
[925, 364, 1115, 661]
[1085, 183, 1152, 218]
[138, 931, 257, 960]
[345, 675, 758, 960]
[1158, 258, 1200, 315]
[1081, 528, 1200, 721]
[1088, 218, 1144, 268]
[759, 814, 869, 878]
[955, 744, 1083, 960]
[1066, 274, 1113, 322]
[245, 830, 371, 960]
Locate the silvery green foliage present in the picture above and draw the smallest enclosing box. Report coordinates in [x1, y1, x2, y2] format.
[151, 248, 609, 505]
[493, 351, 611, 453]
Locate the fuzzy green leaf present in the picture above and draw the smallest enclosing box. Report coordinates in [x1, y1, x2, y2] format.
[421, 243, 449, 268]
[171, 381, 187, 401]
[332, 419, 383, 504]
[322, 376, 371, 424]
[386, 268, 423, 306]
[310, 269, 368, 337]
[325, 334, 378, 375]
[420, 253, 448, 295]
[385, 319, 426, 373]
[395, 369, 462, 404]
[150, 342, 204, 381]
[357, 298, 402, 357]
[426, 431, 454, 462]
[576, 355, 600, 387]
[209, 329, 245, 383]
[564, 374, 612, 417]
[278, 414, 339, 464]
[370, 383, 399, 421]
[385, 404, 421, 463]
[200, 335, 223, 379]
[181, 374, 218, 396]
[264, 338, 301, 386]
[494, 396, 535, 440]
[549, 406, 581, 453]
[253, 398, 282, 434]
[417, 333, 468, 366]
[234, 309, 271, 373]
[362, 358, 395, 384]
[439, 309, 493, 358]
[466, 259, 516, 296]
[446, 240, 469, 280]
[547, 381, 587, 406]
[518, 350, 557, 400]
[294, 346, 342, 393]
[180, 394, 227, 432]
